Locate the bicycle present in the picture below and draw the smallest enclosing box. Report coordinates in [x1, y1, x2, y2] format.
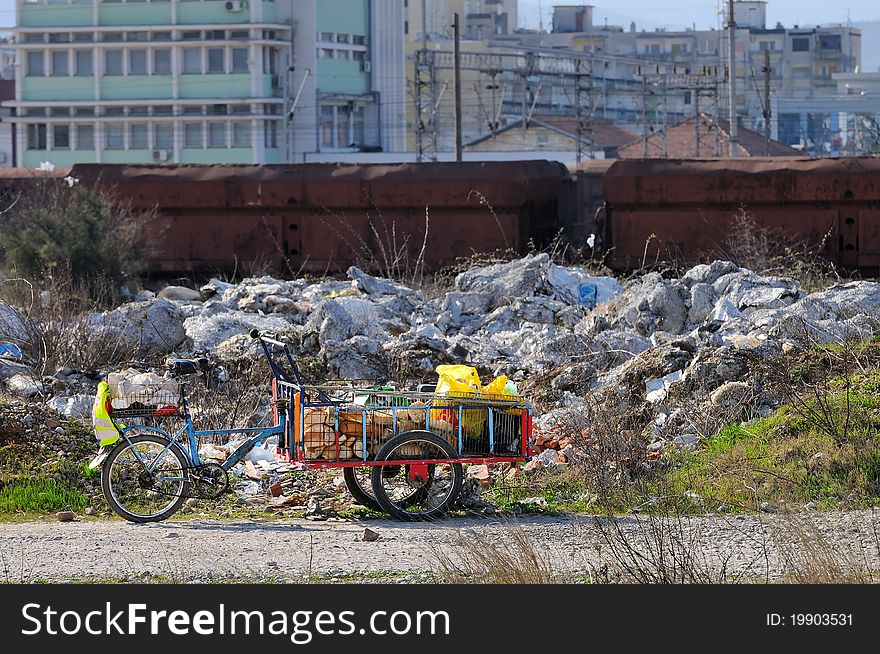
[96, 330, 533, 523]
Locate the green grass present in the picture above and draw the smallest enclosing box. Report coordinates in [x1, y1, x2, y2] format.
[0, 478, 89, 513]
[662, 391, 880, 512]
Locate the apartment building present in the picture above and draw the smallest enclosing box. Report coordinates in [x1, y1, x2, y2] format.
[7, 0, 404, 167]
[405, 0, 518, 41]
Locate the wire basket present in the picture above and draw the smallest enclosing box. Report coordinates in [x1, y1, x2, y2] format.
[109, 384, 183, 418]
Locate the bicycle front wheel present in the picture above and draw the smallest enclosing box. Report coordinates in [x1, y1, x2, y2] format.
[101, 430, 191, 523]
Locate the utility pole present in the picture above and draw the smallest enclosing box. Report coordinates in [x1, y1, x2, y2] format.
[762, 48, 771, 156]
[453, 12, 463, 161]
[727, 0, 739, 157]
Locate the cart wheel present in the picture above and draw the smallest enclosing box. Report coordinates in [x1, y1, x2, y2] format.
[370, 431, 463, 521]
[343, 466, 428, 512]
[343, 467, 381, 511]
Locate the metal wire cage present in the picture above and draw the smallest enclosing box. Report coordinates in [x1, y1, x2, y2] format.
[109, 383, 183, 418]
[279, 382, 529, 463]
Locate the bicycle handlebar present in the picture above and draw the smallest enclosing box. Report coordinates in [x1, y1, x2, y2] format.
[250, 329, 287, 348]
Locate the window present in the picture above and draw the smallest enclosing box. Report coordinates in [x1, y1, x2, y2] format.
[184, 122, 202, 147]
[230, 104, 251, 115]
[352, 50, 366, 62]
[154, 123, 173, 149]
[264, 47, 279, 74]
[231, 48, 248, 73]
[264, 121, 278, 148]
[51, 51, 68, 76]
[792, 37, 810, 52]
[182, 31, 201, 41]
[75, 50, 92, 76]
[103, 32, 124, 43]
[320, 105, 334, 148]
[75, 124, 94, 150]
[759, 41, 776, 52]
[792, 66, 810, 78]
[208, 122, 226, 147]
[182, 105, 203, 115]
[128, 105, 148, 116]
[129, 49, 147, 75]
[53, 124, 70, 149]
[151, 32, 172, 41]
[152, 105, 173, 116]
[27, 124, 47, 149]
[230, 30, 249, 40]
[130, 123, 148, 149]
[48, 33, 70, 43]
[27, 52, 44, 76]
[670, 43, 688, 54]
[73, 33, 93, 43]
[353, 35, 365, 45]
[103, 106, 124, 116]
[232, 121, 250, 147]
[819, 35, 841, 50]
[320, 32, 333, 42]
[209, 104, 227, 115]
[50, 107, 69, 117]
[153, 49, 171, 75]
[127, 31, 148, 42]
[183, 48, 201, 73]
[207, 48, 224, 73]
[207, 30, 225, 40]
[105, 123, 124, 149]
[105, 50, 123, 75]
[319, 48, 334, 59]
[684, 91, 692, 105]
[337, 50, 350, 60]
[74, 107, 94, 116]
[25, 34, 45, 44]
[336, 34, 350, 44]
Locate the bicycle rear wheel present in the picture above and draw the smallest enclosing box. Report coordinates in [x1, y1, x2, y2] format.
[101, 430, 191, 523]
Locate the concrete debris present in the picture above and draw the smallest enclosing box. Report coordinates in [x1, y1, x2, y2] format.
[7, 255, 880, 501]
[157, 286, 203, 303]
[85, 298, 187, 358]
[361, 527, 380, 542]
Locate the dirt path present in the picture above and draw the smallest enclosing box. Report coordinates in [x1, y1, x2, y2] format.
[1, 511, 877, 582]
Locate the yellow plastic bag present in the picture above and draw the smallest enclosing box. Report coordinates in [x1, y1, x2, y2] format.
[431, 365, 485, 436]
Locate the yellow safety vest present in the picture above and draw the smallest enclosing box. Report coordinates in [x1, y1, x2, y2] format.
[92, 381, 120, 447]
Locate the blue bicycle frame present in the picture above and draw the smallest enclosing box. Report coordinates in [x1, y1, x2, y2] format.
[111, 331, 299, 478]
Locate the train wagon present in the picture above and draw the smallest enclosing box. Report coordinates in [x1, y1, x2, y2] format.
[69, 160, 568, 275]
[601, 157, 880, 273]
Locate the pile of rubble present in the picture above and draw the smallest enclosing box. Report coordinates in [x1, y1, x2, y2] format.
[5, 253, 880, 490]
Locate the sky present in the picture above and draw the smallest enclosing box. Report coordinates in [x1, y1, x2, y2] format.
[518, 0, 878, 32]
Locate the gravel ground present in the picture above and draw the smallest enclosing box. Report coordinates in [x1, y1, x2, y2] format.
[1, 510, 878, 583]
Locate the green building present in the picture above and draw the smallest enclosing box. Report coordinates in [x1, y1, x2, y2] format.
[9, 0, 404, 166]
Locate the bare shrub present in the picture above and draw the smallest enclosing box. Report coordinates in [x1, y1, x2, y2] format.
[590, 508, 739, 584]
[772, 510, 880, 583]
[432, 521, 557, 583]
[0, 272, 136, 380]
[714, 208, 842, 291]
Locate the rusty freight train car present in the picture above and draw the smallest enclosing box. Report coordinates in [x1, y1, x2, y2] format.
[68, 160, 567, 274]
[600, 157, 880, 272]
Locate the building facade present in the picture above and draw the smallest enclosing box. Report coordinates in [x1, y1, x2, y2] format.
[7, 0, 404, 167]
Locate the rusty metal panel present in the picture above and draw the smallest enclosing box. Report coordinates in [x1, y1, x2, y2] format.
[90, 161, 565, 274]
[604, 157, 880, 207]
[609, 208, 840, 270]
[858, 210, 880, 268]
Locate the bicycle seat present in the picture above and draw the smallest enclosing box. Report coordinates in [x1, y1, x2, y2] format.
[166, 357, 210, 375]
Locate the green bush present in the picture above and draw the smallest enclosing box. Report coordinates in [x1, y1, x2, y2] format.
[0, 175, 148, 300]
